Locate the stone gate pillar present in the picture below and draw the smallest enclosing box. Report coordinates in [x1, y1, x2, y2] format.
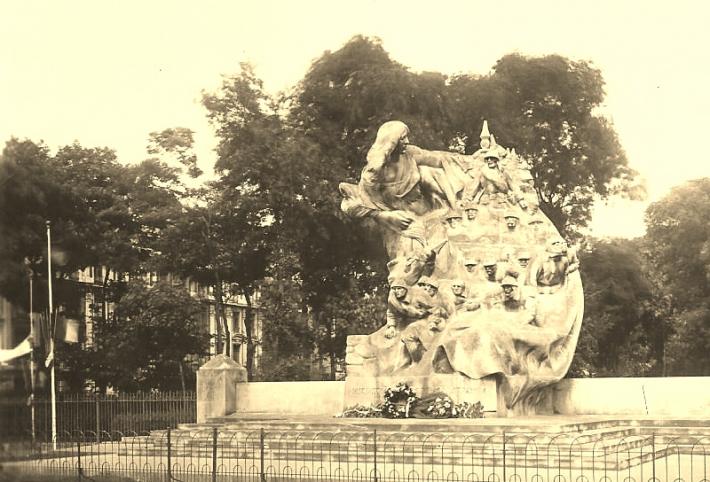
[196, 355, 248, 423]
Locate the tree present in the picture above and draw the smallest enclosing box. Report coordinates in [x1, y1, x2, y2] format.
[91, 281, 209, 391]
[447, 54, 645, 236]
[0, 138, 184, 304]
[645, 178, 710, 375]
[0, 136, 198, 392]
[571, 238, 658, 377]
[645, 178, 710, 307]
[203, 58, 393, 379]
[257, 272, 313, 381]
[0, 139, 88, 307]
[155, 187, 270, 378]
[290, 35, 453, 175]
[147, 127, 202, 179]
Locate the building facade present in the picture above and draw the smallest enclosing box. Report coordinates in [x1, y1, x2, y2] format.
[0, 267, 261, 393]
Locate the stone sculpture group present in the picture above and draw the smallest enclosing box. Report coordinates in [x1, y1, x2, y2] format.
[339, 121, 584, 415]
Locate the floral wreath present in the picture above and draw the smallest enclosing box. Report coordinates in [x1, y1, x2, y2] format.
[382, 382, 417, 418]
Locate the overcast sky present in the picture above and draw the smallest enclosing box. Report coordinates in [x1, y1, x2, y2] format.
[2, 0, 709, 238]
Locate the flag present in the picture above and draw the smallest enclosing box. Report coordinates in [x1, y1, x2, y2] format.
[61, 318, 81, 344]
[55, 316, 82, 344]
[0, 336, 32, 365]
[45, 341, 54, 368]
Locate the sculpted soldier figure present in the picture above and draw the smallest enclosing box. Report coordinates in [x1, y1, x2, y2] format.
[400, 307, 448, 364]
[503, 210, 520, 230]
[482, 258, 499, 283]
[384, 279, 428, 339]
[493, 275, 537, 325]
[532, 239, 571, 294]
[463, 202, 479, 222]
[444, 210, 464, 230]
[450, 279, 481, 313]
[463, 258, 479, 274]
[462, 150, 526, 209]
[450, 279, 467, 308]
[515, 250, 534, 286]
[564, 240, 580, 274]
[501, 210, 525, 245]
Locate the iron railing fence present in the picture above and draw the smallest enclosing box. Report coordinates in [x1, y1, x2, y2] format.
[0, 391, 196, 440]
[2, 429, 710, 481]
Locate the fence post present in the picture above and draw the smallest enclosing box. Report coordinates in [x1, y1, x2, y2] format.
[502, 431, 507, 482]
[167, 427, 173, 481]
[95, 396, 100, 443]
[652, 432, 656, 482]
[260, 427, 266, 482]
[77, 436, 83, 479]
[373, 429, 378, 482]
[212, 427, 218, 482]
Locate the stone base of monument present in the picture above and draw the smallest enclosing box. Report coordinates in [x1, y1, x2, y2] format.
[345, 373, 498, 414]
[495, 379, 555, 417]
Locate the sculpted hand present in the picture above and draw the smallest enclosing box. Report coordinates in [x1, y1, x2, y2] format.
[376, 210, 414, 231]
[384, 325, 397, 339]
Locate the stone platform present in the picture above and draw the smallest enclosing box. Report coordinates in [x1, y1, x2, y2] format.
[123, 414, 710, 472]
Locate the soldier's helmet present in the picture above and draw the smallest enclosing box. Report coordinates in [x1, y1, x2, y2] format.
[501, 275, 519, 287]
[389, 278, 408, 289]
[546, 239, 565, 257]
[484, 150, 501, 161]
[445, 209, 463, 220]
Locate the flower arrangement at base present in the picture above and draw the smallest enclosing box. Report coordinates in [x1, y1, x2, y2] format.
[335, 383, 484, 419]
[337, 404, 383, 418]
[382, 382, 417, 418]
[454, 401, 485, 419]
[425, 395, 455, 418]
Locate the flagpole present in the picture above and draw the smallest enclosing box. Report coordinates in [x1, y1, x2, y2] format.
[46, 221, 57, 450]
[25, 259, 36, 443]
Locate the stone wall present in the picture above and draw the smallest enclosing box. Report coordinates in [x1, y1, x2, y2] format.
[221, 377, 710, 418]
[552, 377, 710, 416]
[233, 381, 347, 416]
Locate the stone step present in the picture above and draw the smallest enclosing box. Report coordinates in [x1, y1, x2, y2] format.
[633, 419, 710, 428]
[637, 426, 710, 435]
[116, 444, 669, 470]
[119, 434, 656, 457]
[170, 421, 638, 436]
[201, 416, 628, 434]
[144, 426, 638, 450]
[638, 435, 710, 447]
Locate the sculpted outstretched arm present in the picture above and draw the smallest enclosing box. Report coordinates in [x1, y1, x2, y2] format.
[407, 146, 472, 170]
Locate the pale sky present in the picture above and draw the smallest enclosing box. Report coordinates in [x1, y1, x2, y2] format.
[2, 0, 709, 238]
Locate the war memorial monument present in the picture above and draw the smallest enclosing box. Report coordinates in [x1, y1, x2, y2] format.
[339, 119, 583, 416]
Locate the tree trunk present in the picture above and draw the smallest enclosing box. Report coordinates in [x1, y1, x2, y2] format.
[178, 360, 186, 394]
[329, 319, 336, 381]
[102, 267, 111, 323]
[242, 286, 255, 380]
[201, 212, 230, 358]
[213, 279, 230, 358]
